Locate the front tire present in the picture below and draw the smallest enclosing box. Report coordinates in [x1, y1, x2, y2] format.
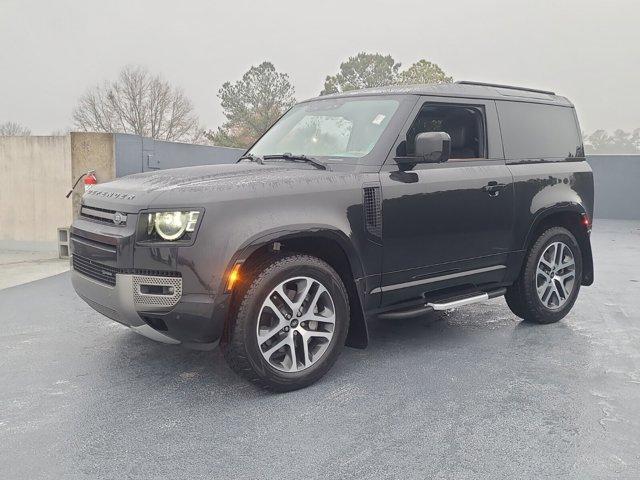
[506, 227, 582, 324]
[222, 253, 349, 392]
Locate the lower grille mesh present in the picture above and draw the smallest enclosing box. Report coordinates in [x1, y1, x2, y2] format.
[133, 275, 182, 308]
[72, 255, 117, 286]
[72, 255, 180, 287]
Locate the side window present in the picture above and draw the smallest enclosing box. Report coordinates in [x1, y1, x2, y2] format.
[496, 101, 582, 159]
[399, 104, 486, 160]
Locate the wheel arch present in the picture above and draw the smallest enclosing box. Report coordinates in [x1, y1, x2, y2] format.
[223, 225, 369, 349]
[523, 205, 593, 286]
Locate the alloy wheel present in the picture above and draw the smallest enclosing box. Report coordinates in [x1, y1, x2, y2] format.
[536, 241, 576, 310]
[256, 276, 336, 372]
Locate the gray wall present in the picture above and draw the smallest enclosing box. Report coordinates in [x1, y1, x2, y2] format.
[0, 136, 73, 245]
[1, 132, 122, 247]
[587, 155, 640, 220]
[114, 134, 243, 177]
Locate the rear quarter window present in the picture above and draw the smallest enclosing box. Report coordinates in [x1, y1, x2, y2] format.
[497, 101, 582, 159]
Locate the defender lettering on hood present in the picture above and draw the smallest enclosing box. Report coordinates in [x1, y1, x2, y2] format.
[85, 189, 136, 200]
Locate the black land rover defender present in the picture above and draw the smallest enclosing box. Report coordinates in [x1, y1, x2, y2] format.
[70, 81, 594, 391]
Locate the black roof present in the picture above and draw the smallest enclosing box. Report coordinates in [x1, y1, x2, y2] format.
[306, 81, 573, 107]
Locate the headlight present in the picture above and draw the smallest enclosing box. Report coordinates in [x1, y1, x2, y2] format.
[147, 211, 200, 241]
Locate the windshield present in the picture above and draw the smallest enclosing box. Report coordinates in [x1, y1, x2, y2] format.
[249, 97, 400, 160]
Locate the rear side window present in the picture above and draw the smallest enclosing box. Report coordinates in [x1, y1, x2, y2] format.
[497, 101, 582, 159]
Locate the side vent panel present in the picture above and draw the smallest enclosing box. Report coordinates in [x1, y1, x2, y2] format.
[363, 185, 382, 239]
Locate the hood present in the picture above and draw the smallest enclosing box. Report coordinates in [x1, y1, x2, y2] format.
[82, 162, 360, 213]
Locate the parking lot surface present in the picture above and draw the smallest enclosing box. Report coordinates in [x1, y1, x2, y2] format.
[0, 249, 68, 290]
[1, 220, 639, 479]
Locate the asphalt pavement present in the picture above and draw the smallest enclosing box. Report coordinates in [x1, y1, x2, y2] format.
[1, 220, 639, 479]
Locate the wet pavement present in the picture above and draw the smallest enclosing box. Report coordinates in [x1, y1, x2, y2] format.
[1, 220, 639, 479]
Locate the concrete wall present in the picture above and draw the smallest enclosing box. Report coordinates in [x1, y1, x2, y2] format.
[586, 155, 640, 220]
[0, 133, 242, 248]
[0, 136, 73, 248]
[0, 133, 118, 248]
[70, 132, 116, 220]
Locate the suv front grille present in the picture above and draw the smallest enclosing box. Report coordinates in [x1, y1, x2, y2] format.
[72, 254, 117, 286]
[80, 205, 127, 226]
[72, 254, 181, 287]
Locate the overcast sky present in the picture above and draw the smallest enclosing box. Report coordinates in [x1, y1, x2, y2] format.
[1, 0, 638, 135]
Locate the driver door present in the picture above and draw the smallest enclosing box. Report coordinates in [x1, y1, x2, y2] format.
[378, 97, 515, 306]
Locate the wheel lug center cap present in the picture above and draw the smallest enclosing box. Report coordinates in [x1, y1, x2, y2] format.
[290, 319, 299, 328]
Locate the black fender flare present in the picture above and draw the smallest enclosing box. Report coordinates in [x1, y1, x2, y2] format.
[222, 224, 369, 348]
[523, 203, 594, 286]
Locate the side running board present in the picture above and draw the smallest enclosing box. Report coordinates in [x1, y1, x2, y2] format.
[377, 288, 506, 320]
[427, 292, 488, 311]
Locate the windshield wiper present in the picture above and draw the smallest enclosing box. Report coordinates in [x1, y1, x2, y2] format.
[262, 153, 328, 170]
[237, 153, 264, 165]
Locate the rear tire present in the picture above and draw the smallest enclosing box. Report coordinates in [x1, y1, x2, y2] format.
[506, 227, 582, 324]
[221, 253, 349, 392]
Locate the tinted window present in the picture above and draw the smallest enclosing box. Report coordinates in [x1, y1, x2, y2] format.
[497, 101, 582, 159]
[403, 104, 485, 159]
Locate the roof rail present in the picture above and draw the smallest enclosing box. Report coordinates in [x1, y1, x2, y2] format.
[455, 80, 555, 96]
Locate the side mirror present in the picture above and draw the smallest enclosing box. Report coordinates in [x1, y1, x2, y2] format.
[415, 132, 451, 163]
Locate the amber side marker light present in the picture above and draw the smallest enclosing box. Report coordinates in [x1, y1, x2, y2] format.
[226, 263, 242, 292]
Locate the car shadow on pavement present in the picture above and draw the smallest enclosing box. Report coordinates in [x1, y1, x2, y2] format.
[105, 329, 261, 397]
[100, 302, 582, 399]
[99, 311, 450, 398]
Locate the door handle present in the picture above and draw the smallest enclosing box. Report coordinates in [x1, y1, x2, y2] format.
[482, 181, 507, 196]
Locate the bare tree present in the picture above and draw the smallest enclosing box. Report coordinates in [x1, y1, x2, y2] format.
[0, 121, 31, 136]
[73, 66, 204, 143]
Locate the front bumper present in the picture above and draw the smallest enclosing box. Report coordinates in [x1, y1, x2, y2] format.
[69, 214, 227, 348]
[71, 268, 184, 344]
